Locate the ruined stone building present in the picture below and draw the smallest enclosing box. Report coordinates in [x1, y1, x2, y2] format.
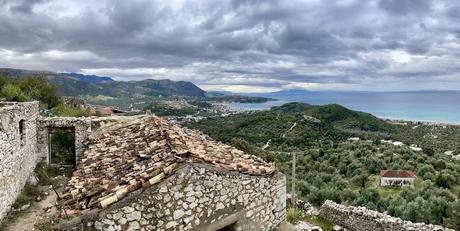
[62, 96, 86, 109]
[0, 101, 95, 221]
[0, 101, 39, 220]
[58, 116, 286, 231]
[0, 101, 286, 230]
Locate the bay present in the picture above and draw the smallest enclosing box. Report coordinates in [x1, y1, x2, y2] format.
[224, 91, 460, 124]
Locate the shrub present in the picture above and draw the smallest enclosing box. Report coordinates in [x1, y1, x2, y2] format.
[1, 83, 30, 102]
[51, 104, 91, 117]
[286, 207, 301, 223]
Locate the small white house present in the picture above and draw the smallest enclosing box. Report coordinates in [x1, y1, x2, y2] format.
[409, 144, 422, 152]
[380, 170, 416, 187]
[348, 137, 360, 141]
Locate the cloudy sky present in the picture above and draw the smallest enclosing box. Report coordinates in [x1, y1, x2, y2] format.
[1, 0, 460, 92]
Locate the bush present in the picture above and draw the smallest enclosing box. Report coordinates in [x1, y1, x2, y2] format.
[0, 75, 61, 108]
[1, 83, 30, 102]
[18, 75, 61, 108]
[286, 207, 301, 223]
[51, 105, 91, 117]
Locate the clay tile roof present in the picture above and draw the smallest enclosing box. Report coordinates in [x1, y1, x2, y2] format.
[380, 170, 416, 178]
[58, 115, 276, 212]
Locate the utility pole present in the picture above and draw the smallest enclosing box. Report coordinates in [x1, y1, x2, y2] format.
[291, 151, 296, 205]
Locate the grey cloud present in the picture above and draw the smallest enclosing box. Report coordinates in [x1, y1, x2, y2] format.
[0, 0, 459, 91]
[379, 0, 432, 15]
[9, 0, 48, 14]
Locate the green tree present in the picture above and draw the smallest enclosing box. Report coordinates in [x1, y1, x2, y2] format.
[445, 200, 460, 230]
[351, 173, 368, 188]
[18, 75, 61, 108]
[1, 83, 29, 102]
[435, 172, 456, 189]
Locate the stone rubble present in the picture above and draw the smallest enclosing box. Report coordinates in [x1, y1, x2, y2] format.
[295, 221, 322, 231]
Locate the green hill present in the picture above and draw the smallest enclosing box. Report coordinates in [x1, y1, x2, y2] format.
[185, 102, 460, 230]
[272, 102, 391, 132]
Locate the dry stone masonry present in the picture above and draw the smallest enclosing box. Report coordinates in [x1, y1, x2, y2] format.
[0, 101, 39, 221]
[37, 116, 91, 164]
[84, 164, 286, 231]
[57, 115, 285, 230]
[319, 200, 454, 231]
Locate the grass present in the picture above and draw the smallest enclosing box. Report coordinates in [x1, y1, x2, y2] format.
[1, 162, 71, 230]
[378, 186, 403, 198]
[303, 215, 334, 231]
[0, 183, 41, 230]
[286, 206, 334, 231]
[286, 207, 301, 223]
[35, 221, 54, 231]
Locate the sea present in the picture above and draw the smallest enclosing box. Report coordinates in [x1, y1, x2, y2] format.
[223, 91, 460, 124]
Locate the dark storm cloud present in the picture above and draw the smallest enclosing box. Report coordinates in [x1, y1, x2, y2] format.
[9, 0, 48, 14]
[0, 0, 459, 92]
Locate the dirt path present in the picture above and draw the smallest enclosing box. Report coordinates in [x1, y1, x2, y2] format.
[6, 192, 57, 231]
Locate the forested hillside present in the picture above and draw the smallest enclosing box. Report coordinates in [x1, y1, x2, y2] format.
[186, 102, 460, 229]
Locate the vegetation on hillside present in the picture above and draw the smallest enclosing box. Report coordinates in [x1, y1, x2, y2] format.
[0, 74, 92, 117]
[186, 102, 460, 229]
[0, 74, 60, 108]
[0, 68, 273, 110]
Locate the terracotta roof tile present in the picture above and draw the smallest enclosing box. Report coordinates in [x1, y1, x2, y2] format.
[58, 115, 276, 211]
[380, 170, 416, 178]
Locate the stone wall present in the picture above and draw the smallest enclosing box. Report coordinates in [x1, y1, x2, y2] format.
[37, 117, 91, 165]
[0, 101, 39, 221]
[62, 164, 286, 231]
[319, 200, 453, 231]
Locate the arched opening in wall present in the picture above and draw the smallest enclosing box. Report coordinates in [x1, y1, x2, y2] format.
[19, 119, 26, 146]
[49, 128, 76, 168]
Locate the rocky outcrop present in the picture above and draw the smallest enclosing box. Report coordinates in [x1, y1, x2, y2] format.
[319, 200, 454, 231]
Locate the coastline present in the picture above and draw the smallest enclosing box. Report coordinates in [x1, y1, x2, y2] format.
[219, 101, 460, 126]
[382, 117, 460, 126]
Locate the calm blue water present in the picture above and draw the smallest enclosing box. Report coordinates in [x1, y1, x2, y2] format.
[224, 91, 460, 124]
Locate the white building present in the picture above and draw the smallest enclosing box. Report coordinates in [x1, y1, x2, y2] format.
[347, 137, 360, 141]
[380, 170, 416, 186]
[409, 144, 422, 152]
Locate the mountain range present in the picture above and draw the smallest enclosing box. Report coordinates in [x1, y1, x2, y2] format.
[0, 68, 209, 107]
[62, 73, 114, 84]
[0, 68, 273, 108]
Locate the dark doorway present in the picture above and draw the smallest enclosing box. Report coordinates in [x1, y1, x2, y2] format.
[217, 223, 236, 231]
[49, 129, 76, 167]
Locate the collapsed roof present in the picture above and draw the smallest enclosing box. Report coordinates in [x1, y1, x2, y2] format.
[59, 115, 276, 211]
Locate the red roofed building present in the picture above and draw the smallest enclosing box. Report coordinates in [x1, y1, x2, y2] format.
[380, 170, 416, 186]
[57, 115, 286, 230]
